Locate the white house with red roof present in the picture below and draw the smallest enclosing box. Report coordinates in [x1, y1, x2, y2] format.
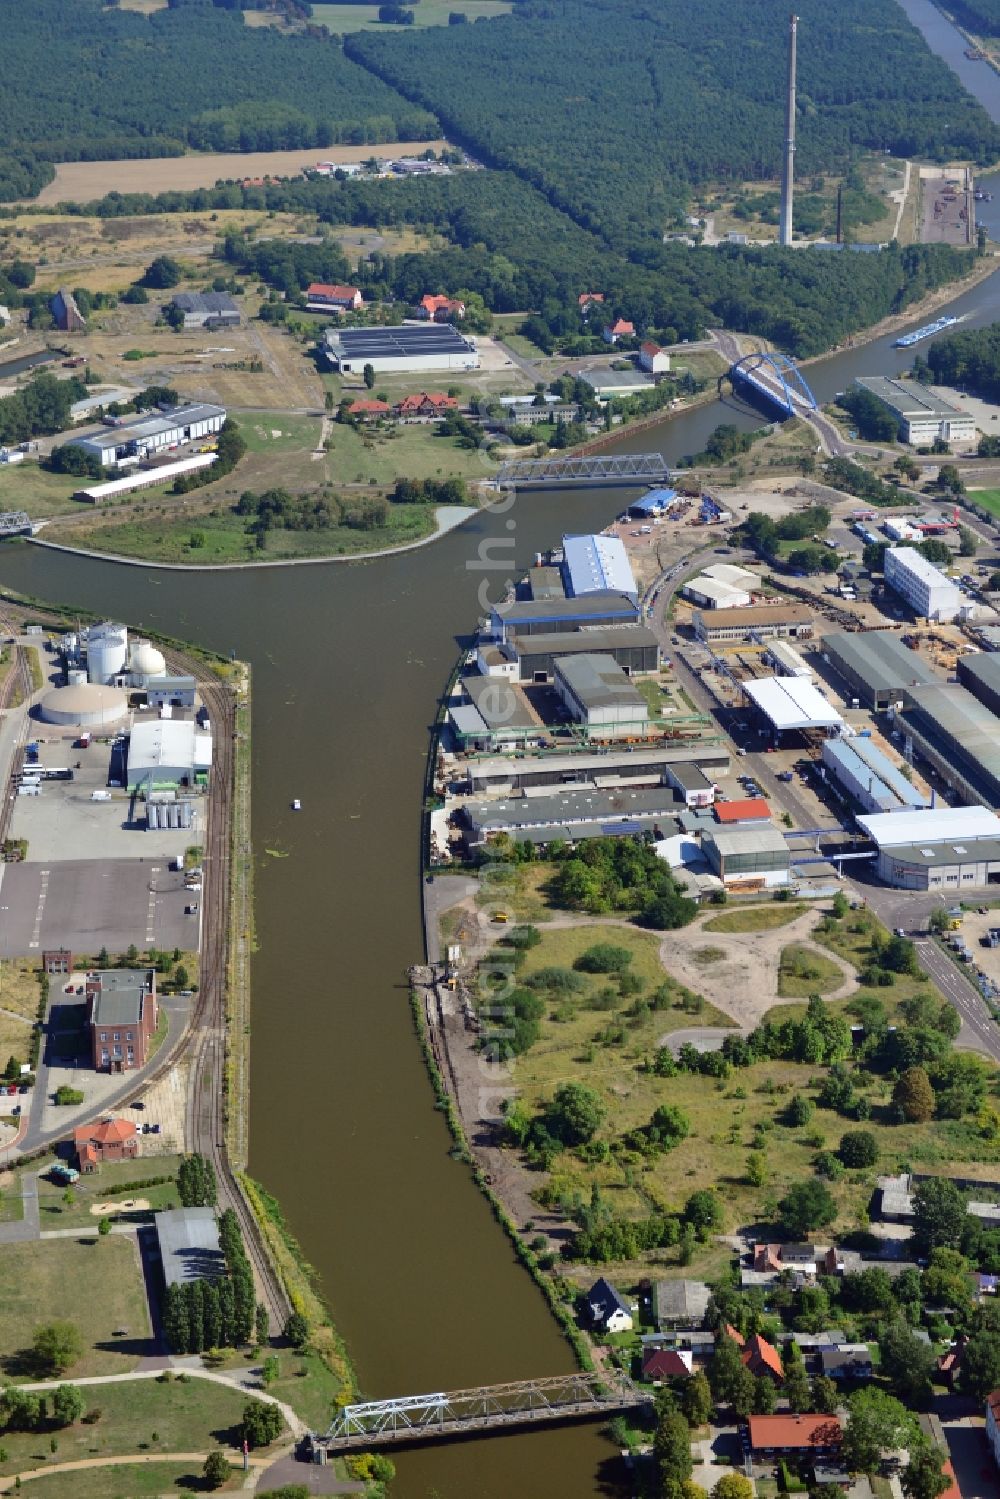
[419, 294, 466, 321]
[603, 318, 635, 345]
[306, 282, 362, 312]
[640, 340, 671, 373]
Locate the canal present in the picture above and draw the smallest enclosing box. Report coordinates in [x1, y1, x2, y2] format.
[1, 8, 1000, 1490]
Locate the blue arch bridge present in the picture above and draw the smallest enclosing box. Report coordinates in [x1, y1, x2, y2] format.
[727, 351, 819, 420]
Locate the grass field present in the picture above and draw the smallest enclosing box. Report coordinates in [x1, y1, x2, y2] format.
[0, 464, 87, 519]
[0, 958, 42, 1079]
[0, 1238, 150, 1380]
[312, 0, 511, 32]
[0, 1377, 281, 1481]
[702, 902, 806, 935]
[35, 1155, 182, 1231]
[777, 942, 844, 998]
[969, 488, 1000, 518]
[12, 1462, 242, 1497]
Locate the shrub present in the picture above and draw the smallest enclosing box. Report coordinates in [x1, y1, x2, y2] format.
[574, 943, 632, 974]
[839, 1129, 878, 1168]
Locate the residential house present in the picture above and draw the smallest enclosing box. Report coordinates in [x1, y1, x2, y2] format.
[578, 292, 604, 310]
[937, 1336, 968, 1389]
[653, 1279, 711, 1330]
[939, 1461, 961, 1499]
[746, 1414, 843, 1459]
[978, 1274, 1000, 1300]
[603, 318, 635, 345]
[346, 399, 391, 421]
[742, 1333, 784, 1381]
[642, 1347, 693, 1382]
[639, 341, 671, 374]
[987, 1390, 1000, 1471]
[747, 1242, 841, 1286]
[587, 1277, 633, 1333]
[305, 283, 362, 312]
[819, 1345, 873, 1381]
[394, 392, 459, 418]
[86, 968, 158, 1072]
[725, 1323, 746, 1348]
[419, 294, 466, 322]
[73, 1117, 139, 1172]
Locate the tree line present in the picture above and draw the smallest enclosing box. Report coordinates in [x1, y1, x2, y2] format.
[923, 321, 1000, 402]
[162, 1206, 257, 1354]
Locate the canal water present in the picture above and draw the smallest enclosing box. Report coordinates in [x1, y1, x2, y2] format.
[1, 10, 1000, 1491]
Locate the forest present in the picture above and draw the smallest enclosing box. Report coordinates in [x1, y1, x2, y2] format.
[924, 321, 1000, 401]
[945, 0, 1000, 36]
[346, 0, 1000, 247]
[0, 0, 436, 199]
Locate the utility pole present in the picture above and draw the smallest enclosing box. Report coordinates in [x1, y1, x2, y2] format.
[779, 13, 798, 248]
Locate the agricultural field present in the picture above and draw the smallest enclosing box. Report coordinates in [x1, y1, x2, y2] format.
[312, 0, 512, 33]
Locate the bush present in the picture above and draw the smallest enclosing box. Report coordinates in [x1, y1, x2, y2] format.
[573, 943, 632, 974]
[53, 1085, 84, 1106]
[839, 1129, 878, 1168]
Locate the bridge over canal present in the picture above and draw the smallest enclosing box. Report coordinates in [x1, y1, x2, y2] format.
[493, 452, 671, 489]
[308, 1371, 641, 1456]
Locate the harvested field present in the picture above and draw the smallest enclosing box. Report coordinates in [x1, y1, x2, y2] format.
[32, 143, 447, 206]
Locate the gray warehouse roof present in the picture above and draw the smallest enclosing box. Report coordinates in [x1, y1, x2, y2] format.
[855, 376, 964, 420]
[879, 837, 1000, 869]
[465, 787, 678, 832]
[155, 1206, 225, 1288]
[170, 292, 238, 316]
[704, 827, 790, 858]
[822, 631, 937, 696]
[461, 675, 537, 730]
[958, 651, 1000, 701]
[513, 625, 658, 660]
[554, 653, 645, 711]
[89, 969, 152, 1028]
[324, 323, 474, 359]
[903, 683, 1000, 793]
[495, 592, 640, 626]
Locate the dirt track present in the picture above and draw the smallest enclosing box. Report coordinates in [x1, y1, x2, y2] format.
[32, 141, 447, 204]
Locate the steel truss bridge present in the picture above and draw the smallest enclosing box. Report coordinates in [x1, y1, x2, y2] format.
[728, 352, 818, 419]
[311, 1371, 640, 1453]
[493, 452, 670, 489]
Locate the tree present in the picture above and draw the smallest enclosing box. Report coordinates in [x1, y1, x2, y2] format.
[893, 1066, 935, 1123]
[203, 1451, 232, 1490]
[32, 1321, 82, 1375]
[912, 1177, 966, 1254]
[683, 1190, 722, 1235]
[879, 1319, 936, 1402]
[681, 1370, 713, 1427]
[256, 1302, 270, 1346]
[778, 1179, 837, 1238]
[783, 1356, 812, 1414]
[648, 1104, 691, 1152]
[746, 1151, 767, 1188]
[928, 907, 951, 936]
[923, 1247, 973, 1309]
[97, 1217, 111, 1237]
[711, 1478, 754, 1499]
[242, 1398, 283, 1449]
[143, 255, 182, 289]
[957, 1328, 1000, 1400]
[283, 1311, 308, 1349]
[752, 1376, 776, 1414]
[901, 1443, 950, 1499]
[839, 1130, 878, 1168]
[363, 363, 375, 389]
[50, 1385, 84, 1427]
[811, 1375, 839, 1414]
[0, 1388, 42, 1431]
[958, 525, 978, 557]
[843, 1389, 918, 1475]
[547, 1082, 604, 1145]
[261, 1355, 280, 1387]
[654, 1409, 693, 1490]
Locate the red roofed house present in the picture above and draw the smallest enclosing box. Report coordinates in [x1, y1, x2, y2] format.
[753, 1243, 784, 1274]
[747, 1414, 843, 1458]
[987, 1390, 1000, 1470]
[939, 1461, 961, 1499]
[640, 341, 671, 374]
[603, 318, 635, 345]
[742, 1333, 784, 1381]
[936, 1335, 967, 1389]
[715, 798, 772, 825]
[724, 1323, 746, 1347]
[73, 1117, 139, 1173]
[347, 399, 391, 421]
[395, 392, 460, 418]
[642, 1347, 693, 1383]
[306, 283, 362, 312]
[419, 294, 467, 322]
[578, 292, 604, 309]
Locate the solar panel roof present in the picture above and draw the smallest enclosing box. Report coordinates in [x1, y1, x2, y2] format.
[324, 324, 474, 357]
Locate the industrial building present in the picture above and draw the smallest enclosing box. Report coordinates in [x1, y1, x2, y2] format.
[322, 323, 478, 374]
[743, 675, 844, 736]
[65, 404, 226, 470]
[490, 592, 641, 642]
[155, 1207, 225, 1289]
[87, 622, 129, 683]
[511, 626, 659, 682]
[561, 534, 637, 599]
[702, 826, 791, 890]
[169, 292, 240, 330]
[86, 968, 157, 1071]
[552, 654, 649, 737]
[39, 682, 127, 727]
[461, 745, 730, 795]
[127, 719, 212, 794]
[892, 683, 1000, 807]
[462, 788, 678, 846]
[528, 565, 565, 600]
[821, 631, 937, 709]
[450, 675, 539, 749]
[853, 377, 977, 446]
[884, 547, 963, 623]
[765, 640, 813, 678]
[682, 574, 752, 610]
[856, 806, 1000, 889]
[663, 761, 716, 808]
[50, 288, 84, 332]
[820, 736, 929, 814]
[693, 604, 813, 644]
[957, 651, 1000, 718]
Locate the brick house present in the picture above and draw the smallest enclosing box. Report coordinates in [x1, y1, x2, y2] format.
[42, 949, 73, 975]
[73, 1117, 139, 1172]
[305, 282, 362, 312]
[346, 399, 391, 421]
[746, 1414, 843, 1459]
[394, 392, 459, 418]
[86, 969, 158, 1072]
[640, 341, 671, 374]
[742, 1333, 784, 1381]
[642, 1347, 693, 1381]
[419, 294, 466, 321]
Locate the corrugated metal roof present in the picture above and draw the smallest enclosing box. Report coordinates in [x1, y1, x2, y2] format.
[824, 736, 928, 810]
[822, 631, 937, 696]
[856, 804, 1000, 848]
[743, 676, 843, 731]
[562, 534, 637, 598]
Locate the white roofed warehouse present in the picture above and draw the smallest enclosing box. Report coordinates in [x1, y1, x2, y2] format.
[127, 719, 212, 793]
[856, 806, 1000, 890]
[853, 377, 976, 447]
[561, 534, 637, 599]
[884, 547, 962, 623]
[64, 404, 226, 470]
[743, 676, 844, 738]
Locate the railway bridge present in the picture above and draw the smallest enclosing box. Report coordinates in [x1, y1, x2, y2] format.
[308, 1371, 641, 1457]
[493, 452, 671, 489]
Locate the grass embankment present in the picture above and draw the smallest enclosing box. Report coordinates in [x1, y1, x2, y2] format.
[7, 1462, 243, 1497]
[0, 1377, 282, 1482]
[0, 466, 83, 519]
[702, 902, 807, 934]
[0, 958, 43, 1082]
[968, 488, 1000, 519]
[0, 1239, 150, 1381]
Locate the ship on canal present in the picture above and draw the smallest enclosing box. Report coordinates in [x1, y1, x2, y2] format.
[893, 314, 962, 349]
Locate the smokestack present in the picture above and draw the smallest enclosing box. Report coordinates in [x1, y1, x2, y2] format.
[780, 13, 798, 248]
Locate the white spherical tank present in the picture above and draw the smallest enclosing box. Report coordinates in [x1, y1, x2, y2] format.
[87, 623, 128, 684]
[129, 640, 166, 678]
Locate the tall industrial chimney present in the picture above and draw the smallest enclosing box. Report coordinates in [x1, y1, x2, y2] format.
[779, 13, 798, 248]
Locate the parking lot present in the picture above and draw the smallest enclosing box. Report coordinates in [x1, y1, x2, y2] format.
[0, 859, 199, 957]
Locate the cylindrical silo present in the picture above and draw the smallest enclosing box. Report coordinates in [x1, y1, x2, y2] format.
[87, 623, 128, 684]
[147, 802, 158, 830]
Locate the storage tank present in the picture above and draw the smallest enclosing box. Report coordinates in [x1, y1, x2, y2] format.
[147, 802, 159, 830]
[39, 683, 127, 728]
[87, 623, 128, 684]
[129, 640, 167, 680]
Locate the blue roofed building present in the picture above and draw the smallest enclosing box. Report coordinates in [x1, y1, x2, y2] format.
[821, 736, 930, 815]
[561, 534, 638, 600]
[629, 488, 677, 517]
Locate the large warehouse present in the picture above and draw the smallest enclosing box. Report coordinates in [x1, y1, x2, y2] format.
[956, 651, 1000, 717]
[462, 744, 731, 795]
[452, 675, 538, 749]
[852, 377, 976, 446]
[743, 675, 844, 736]
[462, 788, 678, 846]
[512, 626, 658, 682]
[892, 683, 1000, 807]
[127, 720, 212, 793]
[856, 805, 1000, 889]
[693, 604, 813, 645]
[821, 631, 936, 709]
[491, 591, 641, 642]
[561, 534, 637, 599]
[884, 547, 962, 623]
[702, 827, 791, 890]
[65, 404, 226, 470]
[553, 654, 649, 738]
[322, 323, 479, 374]
[821, 736, 929, 814]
